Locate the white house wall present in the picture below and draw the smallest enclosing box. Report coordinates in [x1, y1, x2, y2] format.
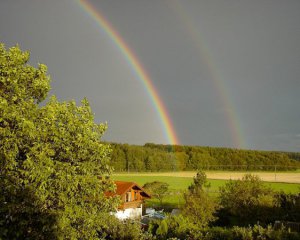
[114, 205, 143, 220]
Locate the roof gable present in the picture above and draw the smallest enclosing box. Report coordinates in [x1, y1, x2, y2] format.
[106, 181, 151, 198]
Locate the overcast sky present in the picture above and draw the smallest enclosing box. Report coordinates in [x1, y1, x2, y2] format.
[1, 0, 299, 152]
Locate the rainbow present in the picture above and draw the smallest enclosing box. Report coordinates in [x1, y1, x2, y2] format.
[76, 0, 179, 145]
[168, 0, 246, 149]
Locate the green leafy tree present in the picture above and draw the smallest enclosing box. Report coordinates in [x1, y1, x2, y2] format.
[143, 181, 169, 206]
[148, 214, 203, 239]
[0, 44, 119, 239]
[273, 191, 300, 222]
[182, 171, 219, 228]
[188, 171, 211, 193]
[97, 216, 145, 240]
[219, 174, 276, 225]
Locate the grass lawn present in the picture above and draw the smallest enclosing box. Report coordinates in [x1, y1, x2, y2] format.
[112, 175, 300, 193]
[113, 171, 300, 183]
[112, 173, 300, 210]
[112, 175, 193, 190]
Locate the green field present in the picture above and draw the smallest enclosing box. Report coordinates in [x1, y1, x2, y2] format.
[112, 174, 300, 209]
[112, 175, 300, 193]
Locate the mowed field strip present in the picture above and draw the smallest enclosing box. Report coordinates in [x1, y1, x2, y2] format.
[114, 171, 300, 183]
[113, 175, 300, 194]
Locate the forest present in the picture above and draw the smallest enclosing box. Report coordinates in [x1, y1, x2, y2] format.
[110, 142, 300, 172]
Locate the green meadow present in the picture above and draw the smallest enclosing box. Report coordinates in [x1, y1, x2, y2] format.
[112, 174, 300, 209]
[112, 175, 300, 193]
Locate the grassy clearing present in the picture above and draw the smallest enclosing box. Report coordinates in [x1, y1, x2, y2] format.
[112, 173, 300, 209]
[112, 173, 300, 210]
[114, 170, 300, 183]
[112, 175, 193, 190]
[112, 175, 300, 194]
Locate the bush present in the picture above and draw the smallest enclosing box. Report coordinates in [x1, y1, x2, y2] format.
[219, 174, 276, 226]
[148, 214, 202, 240]
[202, 227, 234, 240]
[182, 172, 219, 228]
[201, 225, 300, 240]
[97, 217, 145, 240]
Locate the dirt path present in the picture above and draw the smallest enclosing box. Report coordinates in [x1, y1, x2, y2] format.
[115, 171, 300, 183]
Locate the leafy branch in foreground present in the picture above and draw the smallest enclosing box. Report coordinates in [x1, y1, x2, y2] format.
[0, 44, 119, 239]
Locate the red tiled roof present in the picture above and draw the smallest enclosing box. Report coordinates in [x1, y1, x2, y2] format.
[105, 181, 151, 198]
[114, 181, 136, 195]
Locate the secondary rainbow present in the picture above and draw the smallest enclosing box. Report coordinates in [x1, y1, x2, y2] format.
[77, 0, 179, 145]
[168, 0, 246, 149]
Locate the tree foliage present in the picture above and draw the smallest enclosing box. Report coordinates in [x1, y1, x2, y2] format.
[273, 191, 300, 222]
[143, 181, 169, 206]
[187, 171, 211, 193]
[219, 174, 276, 225]
[148, 214, 201, 240]
[0, 44, 118, 239]
[181, 171, 219, 228]
[97, 216, 145, 240]
[110, 143, 300, 172]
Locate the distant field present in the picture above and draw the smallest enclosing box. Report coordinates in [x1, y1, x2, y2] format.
[113, 171, 300, 194]
[112, 172, 300, 209]
[114, 171, 300, 183]
[113, 175, 193, 191]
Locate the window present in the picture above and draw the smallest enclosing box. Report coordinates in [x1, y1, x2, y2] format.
[134, 191, 137, 200]
[126, 191, 131, 202]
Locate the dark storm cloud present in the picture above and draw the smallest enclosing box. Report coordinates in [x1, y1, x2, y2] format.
[1, 0, 299, 151]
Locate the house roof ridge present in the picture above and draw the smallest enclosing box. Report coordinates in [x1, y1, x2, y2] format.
[106, 181, 150, 198]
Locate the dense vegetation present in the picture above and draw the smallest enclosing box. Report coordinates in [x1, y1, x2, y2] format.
[0, 44, 126, 239]
[1, 44, 299, 239]
[147, 172, 300, 240]
[110, 143, 300, 172]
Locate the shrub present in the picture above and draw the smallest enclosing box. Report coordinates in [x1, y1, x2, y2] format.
[219, 174, 276, 226]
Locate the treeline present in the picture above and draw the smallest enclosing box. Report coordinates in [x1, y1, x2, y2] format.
[110, 143, 300, 172]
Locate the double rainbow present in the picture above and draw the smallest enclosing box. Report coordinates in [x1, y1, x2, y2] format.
[76, 0, 247, 149]
[76, 0, 179, 145]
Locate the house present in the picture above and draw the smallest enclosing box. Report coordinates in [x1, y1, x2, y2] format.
[106, 181, 151, 220]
